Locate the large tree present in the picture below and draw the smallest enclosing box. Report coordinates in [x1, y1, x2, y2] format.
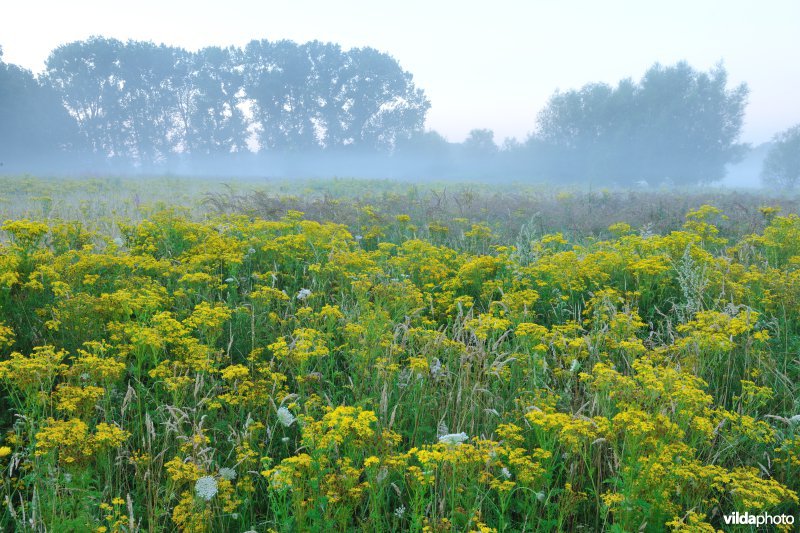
[174, 46, 249, 156]
[44, 37, 129, 161]
[45, 38, 250, 167]
[113, 40, 180, 166]
[243, 40, 329, 152]
[243, 40, 429, 153]
[335, 46, 429, 151]
[531, 62, 749, 185]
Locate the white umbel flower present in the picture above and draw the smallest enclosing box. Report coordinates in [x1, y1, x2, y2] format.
[297, 288, 312, 300]
[219, 467, 237, 481]
[438, 432, 469, 445]
[277, 406, 296, 427]
[195, 476, 218, 501]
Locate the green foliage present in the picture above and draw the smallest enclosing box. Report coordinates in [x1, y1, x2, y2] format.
[0, 179, 799, 531]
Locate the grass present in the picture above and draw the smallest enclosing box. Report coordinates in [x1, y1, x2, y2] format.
[0, 175, 798, 531]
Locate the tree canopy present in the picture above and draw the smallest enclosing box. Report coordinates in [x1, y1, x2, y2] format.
[40, 37, 429, 168]
[0, 45, 764, 183]
[530, 62, 749, 185]
[242, 40, 429, 152]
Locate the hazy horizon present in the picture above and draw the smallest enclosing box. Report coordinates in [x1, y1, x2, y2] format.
[2, 0, 798, 145]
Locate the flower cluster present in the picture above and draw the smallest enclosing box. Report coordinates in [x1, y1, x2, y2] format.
[1, 192, 799, 531]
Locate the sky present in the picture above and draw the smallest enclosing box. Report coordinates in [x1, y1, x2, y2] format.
[1, 0, 798, 145]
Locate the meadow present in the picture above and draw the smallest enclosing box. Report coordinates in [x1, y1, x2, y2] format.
[1, 176, 799, 532]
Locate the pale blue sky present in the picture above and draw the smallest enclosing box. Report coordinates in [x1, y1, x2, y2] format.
[1, 0, 797, 144]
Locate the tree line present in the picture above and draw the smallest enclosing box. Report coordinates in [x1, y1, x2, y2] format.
[3, 37, 795, 186]
[2, 37, 428, 169]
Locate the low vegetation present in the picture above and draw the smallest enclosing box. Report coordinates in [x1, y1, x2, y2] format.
[0, 177, 799, 531]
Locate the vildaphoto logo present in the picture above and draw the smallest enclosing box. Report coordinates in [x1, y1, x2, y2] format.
[722, 512, 795, 526]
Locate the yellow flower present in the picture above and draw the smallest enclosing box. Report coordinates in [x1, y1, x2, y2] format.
[92, 423, 130, 449]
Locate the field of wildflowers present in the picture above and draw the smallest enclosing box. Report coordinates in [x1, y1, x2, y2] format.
[0, 177, 799, 531]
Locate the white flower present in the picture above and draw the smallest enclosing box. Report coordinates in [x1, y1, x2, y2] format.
[225, 277, 236, 283]
[501, 467, 512, 479]
[438, 432, 469, 445]
[195, 476, 218, 501]
[219, 467, 236, 481]
[297, 288, 312, 300]
[569, 359, 580, 372]
[277, 406, 296, 427]
[248, 248, 256, 254]
[430, 358, 443, 379]
[790, 414, 800, 424]
[394, 505, 406, 518]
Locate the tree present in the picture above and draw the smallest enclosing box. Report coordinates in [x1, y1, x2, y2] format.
[243, 40, 429, 153]
[336, 46, 429, 151]
[113, 40, 180, 166]
[243, 40, 324, 152]
[531, 62, 749, 185]
[33, 37, 430, 171]
[0, 46, 79, 168]
[45, 38, 251, 168]
[761, 125, 800, 190]
[44, 37, 128, 160]
[176, 46, 249, 156]
[462, 129, 498, 156]
[533, 82, 624, 182]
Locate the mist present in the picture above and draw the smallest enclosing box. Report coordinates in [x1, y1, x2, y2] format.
[0, 37, 795, 188]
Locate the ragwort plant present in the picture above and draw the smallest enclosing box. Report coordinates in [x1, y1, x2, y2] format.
[0, 181, 799, 531]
